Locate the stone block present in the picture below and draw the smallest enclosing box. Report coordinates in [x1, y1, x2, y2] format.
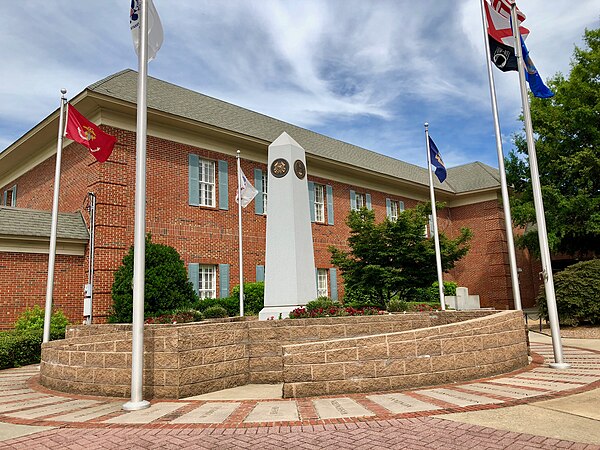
[249, 356, 282, 371]
[374, 359, 405, 378]
[404, 356, 432, 375]
[285, 351, 326, 365]
[326, 347, 358, 363]
[360, 376, 391, 393]
[387, 341, 417, 358]
[180, 349, 204, 368]
[285, 381, 328, 398]
[357, 343, 388, 360]
[283, 364, 312, 382]
[431, 354, 456, 372]
[225, 344, 247, 360]
[75, 367, 94, 383]
[94, 341, 116, 352]
[441, 338, 464, 355]
[389, 374, 417, 390]
[203, 347, 226, 364]
[249, 370, 283, 384]
[250, 343, 282, 357]
[104, 352, 129, 368]
[311, 363, 345, 381]
[417, 339, 442, 357]
[344, 361, 377, 379]
[326, 379, 362, 395]
[214, 360, 238, 378]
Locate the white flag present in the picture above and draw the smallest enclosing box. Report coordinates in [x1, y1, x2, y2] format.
[130, 0, 164, 61]
[236, 169, 258, 208]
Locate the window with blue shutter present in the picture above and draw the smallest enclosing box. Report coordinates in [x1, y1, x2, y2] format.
[330, 268, 338, 300]
[188, 263, 199, 297]
[219, 264, 230, 298]
[254, 168, 264, 215]
[326, 185, 334, 225]
[218, 160, 228, 210]
[256, 265, 265, 282]
[386, 198, 392, 219]
[365, 193, 372, 210]
[350, 190, 356, 210]
[308, 181, 316, 222]
[188, 154, 200, 206]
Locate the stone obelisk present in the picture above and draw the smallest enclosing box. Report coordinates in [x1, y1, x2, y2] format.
[260, 132, 317, 320]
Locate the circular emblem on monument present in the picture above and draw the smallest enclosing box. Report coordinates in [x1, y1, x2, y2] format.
[293, 160, 306, 179]
[271, 158, 289, 178]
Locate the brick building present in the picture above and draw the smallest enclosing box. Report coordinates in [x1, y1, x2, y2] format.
[0, 70, 539, 329]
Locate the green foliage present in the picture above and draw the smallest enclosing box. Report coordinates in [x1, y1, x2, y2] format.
[0, 328, 64, 370]
[330, 205, 471, 307]
[289, 306, 383, 319]
[387, 298, 408, 312]
[109, 235, 198, 323]
[14, 305, 70, 338]
[506, 27, 600, 257]
[306, 297, 339, 311]
[231, 282, 264, 315]
[144, 309, 203, 324]
[194, 297, 239, 317]
[202, 305, 229, 319]
[537, 259, 600, 326]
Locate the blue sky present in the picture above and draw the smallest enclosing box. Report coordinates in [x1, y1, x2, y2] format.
[0, 1, 597, 169]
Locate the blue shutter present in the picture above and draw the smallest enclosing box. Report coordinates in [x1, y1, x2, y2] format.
[256, 265, 265, 282]
[188, 263, 199, 297]
[188, 154, 200, 206]
[400, 201, 405, 212]
[218, 160, 228, 210]
[308, 181, 315, 222]
[315, 268, 319, 292]
[366, 193, 372, 210]
[254, 168, 264, 215]
[219, 264, 230, 298]
[330, 268, 338, 300]
[326, 185, 334, 225]
[386, 198, 391, 219]
[11, 185, 16, 207]
[2, 191, 6, 206]
[350, 190, 356, 210]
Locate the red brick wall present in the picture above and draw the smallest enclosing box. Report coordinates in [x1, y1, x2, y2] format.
[0, 252, 85, 329]
[2, 125, 527, 326]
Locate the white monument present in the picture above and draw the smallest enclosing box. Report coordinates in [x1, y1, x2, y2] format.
[260, 132, 317, 320]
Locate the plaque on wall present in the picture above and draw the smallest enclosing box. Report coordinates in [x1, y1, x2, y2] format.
[271, 158, 289, 178]
[293, 160, 306, 179]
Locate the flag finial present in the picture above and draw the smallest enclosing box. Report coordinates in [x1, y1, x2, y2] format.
[424, 122, 429, 129]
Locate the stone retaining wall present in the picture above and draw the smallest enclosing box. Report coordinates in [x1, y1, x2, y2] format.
[40, 310, 527, 399]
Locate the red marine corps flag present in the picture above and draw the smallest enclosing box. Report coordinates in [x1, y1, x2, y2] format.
[64, 104, 117, 162]
[484, 0, 529, 72]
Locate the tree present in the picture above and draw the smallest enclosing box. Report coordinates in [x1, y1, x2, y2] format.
[506, 27, 600, 257]
[109, 235, 198, 323]
[329, 204, 472, 307]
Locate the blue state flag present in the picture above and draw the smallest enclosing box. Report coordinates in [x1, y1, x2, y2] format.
[521, 37, 554, 98]
[428, 136, 447, 183]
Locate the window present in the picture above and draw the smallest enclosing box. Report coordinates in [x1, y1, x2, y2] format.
[314, 184, 325, 223]
[199, 265, 216, 299]
[2, 185, 16, 207]
[261, 170, 268, 214]
[389, 200, 399, 222]
[317, 269, 328, 298]
[355, 193, 366, 209]
[425, 214, 433, 238]
[199, 158, 215, 207]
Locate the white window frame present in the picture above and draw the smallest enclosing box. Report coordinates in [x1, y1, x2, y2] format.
[314, 184, 325, 223]
[199, 265, 217, 299]
[261, 171, 268, 214]
[355, 193, 366, 210]
[389, 200, 399, 222]
[317, 269, 328, 298]
[2, 185, 16, 207]
[199, 159, 215, 207]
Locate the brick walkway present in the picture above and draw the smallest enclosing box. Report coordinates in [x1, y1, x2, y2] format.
[0, 342, 598, 449]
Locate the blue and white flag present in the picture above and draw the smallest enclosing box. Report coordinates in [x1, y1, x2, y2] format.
[429, 136, 447, 183]
[521, 37, 554, 98]
[130, 0, 163, 61]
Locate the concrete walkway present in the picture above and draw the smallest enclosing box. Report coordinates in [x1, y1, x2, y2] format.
[0, 331, 598, 449]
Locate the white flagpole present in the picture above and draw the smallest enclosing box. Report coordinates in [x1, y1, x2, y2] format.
[124, 0, 151, 411]
[43, 89, 67, 344]
[510, 3, 568, 368]
[479, 0, 522, 310]
[236, 150, 244, 317]
[424, 123, 446, 311]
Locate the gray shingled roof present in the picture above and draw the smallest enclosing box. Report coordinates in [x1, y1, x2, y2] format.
[0, 207, 89, 241]
[87, 69, 500, 194]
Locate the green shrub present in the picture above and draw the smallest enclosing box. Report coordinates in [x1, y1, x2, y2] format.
[387, 298, 408, 312]
[194, 297, 239, 317]
[14, 305, 70, 339]
[289, 306, 383, 319]
[109, 235, 198, 323]
[0, 328, 64, 370]
[231, 282, 264, 315]
[343, 286, 386, 310]
[306, 297, 339, 311]
[202, 305, 229, 319]
[145, 309, 203, 324]
[537, 259, 600, 326]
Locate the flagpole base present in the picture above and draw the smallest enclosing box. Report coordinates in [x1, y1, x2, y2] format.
[548, 362, 571, 370]
[122, 400, 150, 411]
